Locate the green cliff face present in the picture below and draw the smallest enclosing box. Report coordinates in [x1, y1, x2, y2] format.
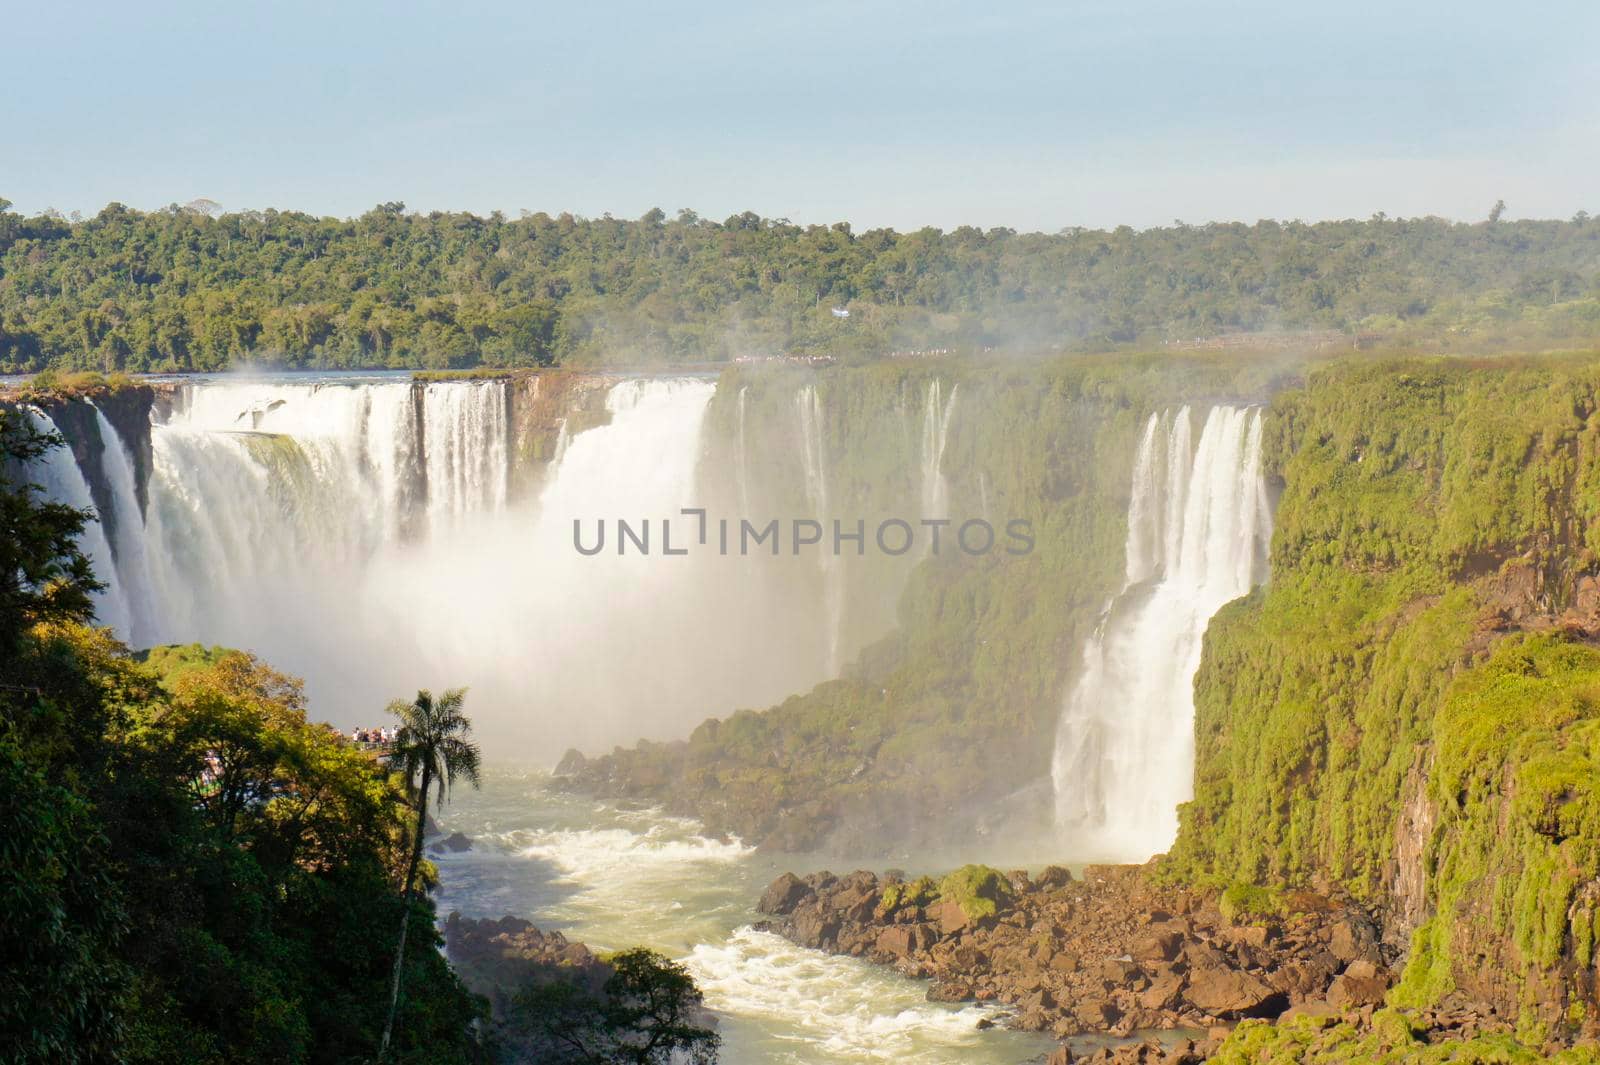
[1168, 356, 1600, 1043]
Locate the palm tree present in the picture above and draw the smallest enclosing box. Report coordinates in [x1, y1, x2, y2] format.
[378, 688, 481, 1061]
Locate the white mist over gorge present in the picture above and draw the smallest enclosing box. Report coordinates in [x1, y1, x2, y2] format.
[32, 373, 927, 753]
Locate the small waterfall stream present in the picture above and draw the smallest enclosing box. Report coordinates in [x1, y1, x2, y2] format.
[24, 408, 133, 637]
[795, 383, 844, 676]
[920, 380, 957, 522]
[1052, 404, 1271, 861]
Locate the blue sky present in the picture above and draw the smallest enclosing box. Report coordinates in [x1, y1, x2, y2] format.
[4, 0, 1596, 230]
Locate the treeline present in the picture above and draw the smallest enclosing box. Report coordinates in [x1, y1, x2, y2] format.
[1, 197, 1598, 372]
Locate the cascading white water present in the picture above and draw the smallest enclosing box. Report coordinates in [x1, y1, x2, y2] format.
[920, 380, 957, 522]
[422, 381, 508, 535]
[92, 406, 160, 647]
[1051, 404, 1271, 861]
[23, 408, 133, 637]
[140, 379, 446, 674]
[735, 385, 751, 516]
[22, 372, 908, 752]
[795, 384, 844, 676]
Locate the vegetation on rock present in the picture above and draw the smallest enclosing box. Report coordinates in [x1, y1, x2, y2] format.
[1167, 355, 1600, 1044]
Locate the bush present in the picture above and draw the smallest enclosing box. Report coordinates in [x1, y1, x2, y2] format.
[937, 864, 1016, 921]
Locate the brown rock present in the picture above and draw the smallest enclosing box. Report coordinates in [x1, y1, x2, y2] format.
[874, 924, 933, 957]
[791, 909, 840, 948]
[1102, 958, 1141, 984]
[1184, 966, 1277, 1015]
[1049, 951, 1081, 974]
[932, 899, 972, 936]
[1326, 971, 1389, 1009]
[1276, 1000, 1341, 1024]
[1327, 915, 1378, 963]
[927, 979, 973, 1002]
[1228, 924, 1274, 948]
[1132, 930, 1183, 962]
[757, 872, 812, 916]
[1075, 997, 1122, 1027]
[1139, 970, 1184, 1010]
[1036, 865, 1075, 890]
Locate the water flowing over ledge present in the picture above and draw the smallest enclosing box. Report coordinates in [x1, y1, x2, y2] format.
[1052, 404, 1271, 862]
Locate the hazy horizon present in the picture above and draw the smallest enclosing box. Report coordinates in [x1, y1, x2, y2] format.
[6, 0, 1595, 232]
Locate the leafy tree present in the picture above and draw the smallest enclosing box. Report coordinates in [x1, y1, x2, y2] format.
[0, 409, 100, 651]
[380, 687, 482, 1060]
[511, 949, 719, 1065]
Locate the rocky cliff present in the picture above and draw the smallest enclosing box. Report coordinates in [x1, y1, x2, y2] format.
[1167, 356, 1600, 1048]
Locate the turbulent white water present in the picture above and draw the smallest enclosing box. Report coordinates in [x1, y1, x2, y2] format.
[24, 408, 132, 636]
[1051, 405, 1270, 861]
[433, 770, 1053, 1065]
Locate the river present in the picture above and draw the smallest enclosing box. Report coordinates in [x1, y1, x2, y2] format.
[432, 767, 1057, 1064]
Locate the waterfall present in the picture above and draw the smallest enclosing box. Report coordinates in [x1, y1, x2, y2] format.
[92, 406, 160, 646]
[920, 380, 957, 522]
[795, 384, 843, 676]
[423, 381, 509, 535]
[736, 385, 751, 515]
[17, 373, 905, 753]
[23, 408, 132, 638]
[1051, 404, 1271, 861]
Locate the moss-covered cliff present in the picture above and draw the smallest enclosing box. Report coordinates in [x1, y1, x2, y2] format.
[1167, 356, 1600, 1044]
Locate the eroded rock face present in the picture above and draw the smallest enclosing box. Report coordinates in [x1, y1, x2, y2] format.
[755, 864, 1403, 1055]
[756, 871, 813, 916]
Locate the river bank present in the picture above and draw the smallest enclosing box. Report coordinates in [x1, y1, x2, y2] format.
[751, 862, 1546, 1062]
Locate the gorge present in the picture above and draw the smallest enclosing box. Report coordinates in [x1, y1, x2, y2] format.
[10, 351, 1600, 1061]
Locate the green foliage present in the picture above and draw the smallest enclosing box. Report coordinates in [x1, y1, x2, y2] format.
[1218, 883, 1285, 925]
[1211, 1009, 1600, 1064]
[1167, 355, 1600, 1042]
[878, 875, 938, 915]
[381, 688, 483, 1059]
[0, 407, 101, 649]
[3, 203, 1600, 372]
[936, 864, 1016, 921]
[511, 948, 719, 1065]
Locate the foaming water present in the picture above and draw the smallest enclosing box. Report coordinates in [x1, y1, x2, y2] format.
[1051, 406, 1271, 861]
[686, 928, 1009, 1063]
[433, 770, 1053, 1065]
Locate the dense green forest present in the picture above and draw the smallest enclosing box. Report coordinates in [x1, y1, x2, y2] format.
[1, 197, 1597, 372]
